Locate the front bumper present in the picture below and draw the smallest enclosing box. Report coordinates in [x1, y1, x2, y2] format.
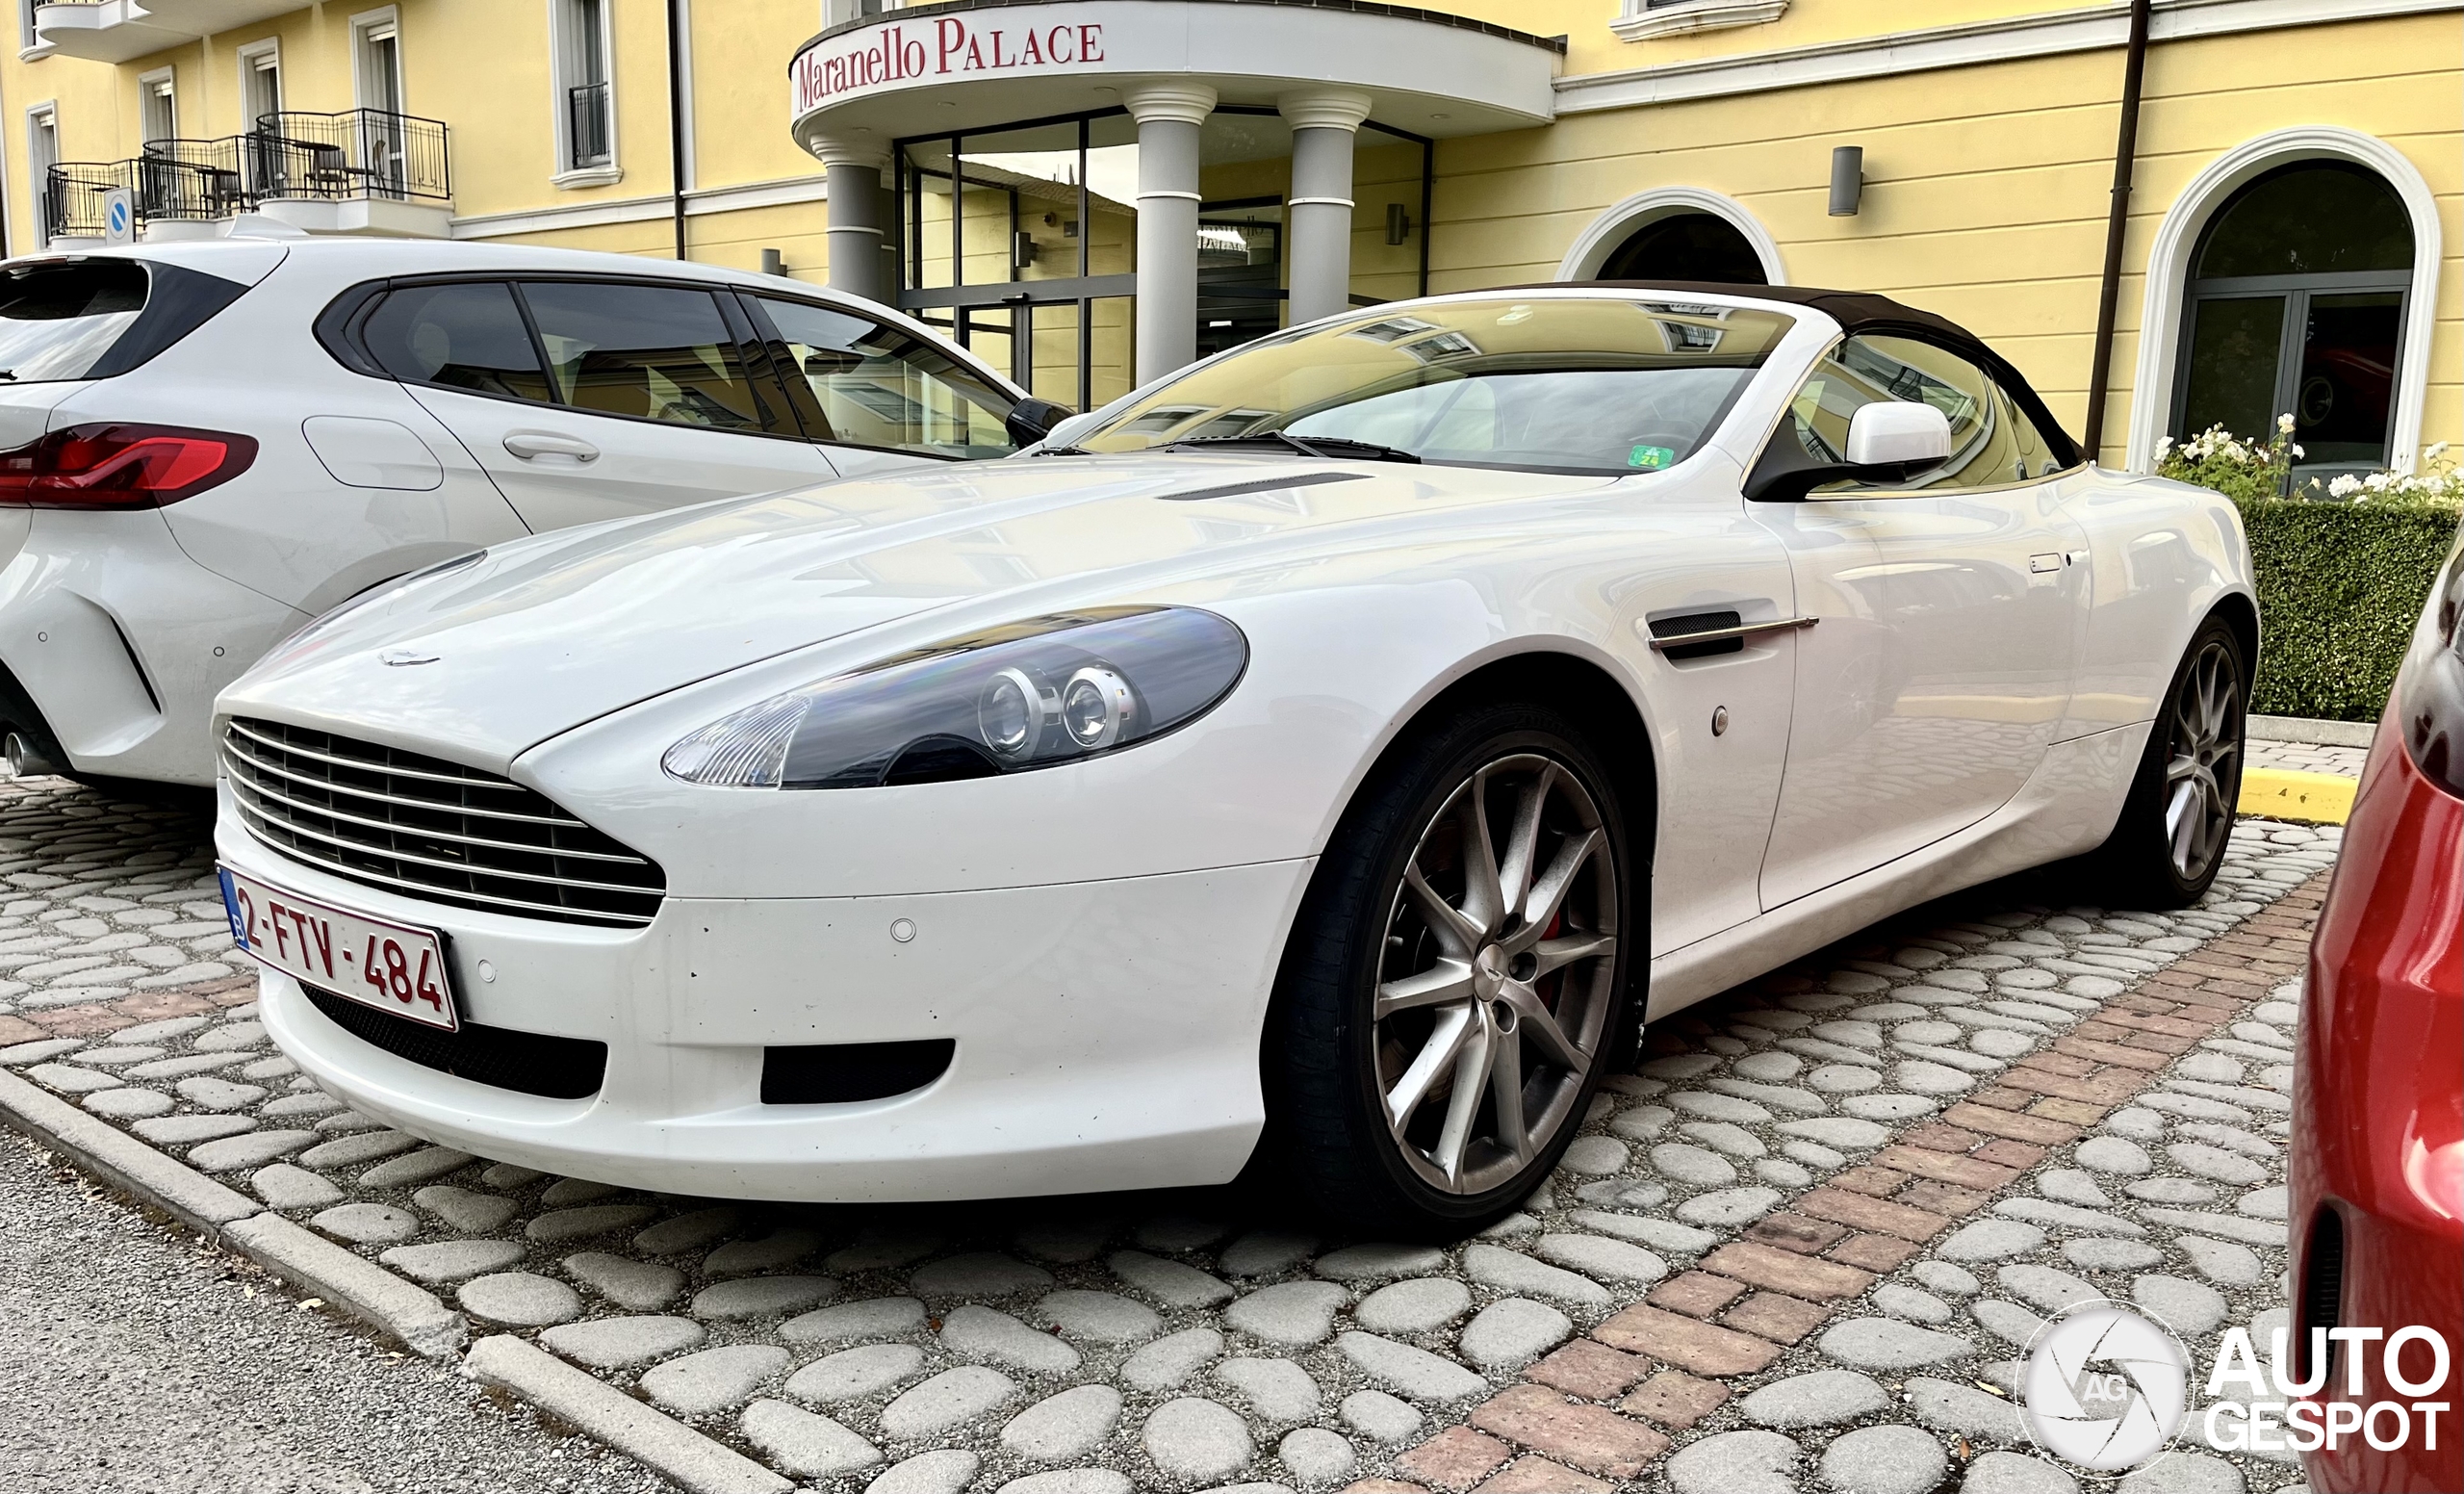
[221, 799, 1314, 1202]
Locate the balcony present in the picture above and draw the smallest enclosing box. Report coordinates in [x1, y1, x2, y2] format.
[32, 0, 312, 64]
[44, 112, 452, 245]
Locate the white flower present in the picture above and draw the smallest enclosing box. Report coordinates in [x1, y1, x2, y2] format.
[2329, 474, 2363, 498]
[2277, 413, 2297, 433]
[2292, 445, 2304, 458]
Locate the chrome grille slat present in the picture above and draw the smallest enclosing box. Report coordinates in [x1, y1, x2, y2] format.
[224, 734, 589, 828]
[224, 717, 665, 929]
[228, 768, 650, 865]
[227, 719, 533, 792]
[244, 827, 657, 924]
[228, 784, 667, 895]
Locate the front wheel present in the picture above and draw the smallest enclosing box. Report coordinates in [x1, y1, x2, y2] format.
[2087, 615, 2248, 909]
[1265, 701, 1639, 1236]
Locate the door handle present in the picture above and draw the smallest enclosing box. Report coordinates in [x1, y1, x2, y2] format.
[502, 431, 600, 463]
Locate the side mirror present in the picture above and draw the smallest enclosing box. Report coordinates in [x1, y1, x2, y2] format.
[1845, 401, 1953, 465]
[1005, 396, 1075, 449]
[1745, 401, 1953, 503]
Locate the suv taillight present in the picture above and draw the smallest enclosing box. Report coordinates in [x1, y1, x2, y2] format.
[2397, 528, 2464, 798]
[0, 423, 256, 508]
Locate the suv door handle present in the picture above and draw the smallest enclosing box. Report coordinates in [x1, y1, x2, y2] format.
[502, 431, 600, 463]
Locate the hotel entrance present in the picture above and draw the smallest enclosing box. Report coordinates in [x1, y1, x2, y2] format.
[886, 107, 1433, 412]
[788, 1, 1557, 408]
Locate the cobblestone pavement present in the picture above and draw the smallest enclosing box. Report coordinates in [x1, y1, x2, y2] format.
[0, 1129, 673, 1493]
[2244, 738, 2368, 776]
[0, 776, 2336, 1494]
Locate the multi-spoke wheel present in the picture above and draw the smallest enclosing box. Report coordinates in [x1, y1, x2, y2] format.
[1266, 701, 1638, 1235]
[2087, 615, 2248, 909]
[2162, 638, 2243, 883]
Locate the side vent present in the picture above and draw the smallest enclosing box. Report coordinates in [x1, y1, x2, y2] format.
[761, 1040, 955, 1104]
[2295, 1207, 2346, 1386]
[1649, 609, 1745, 661]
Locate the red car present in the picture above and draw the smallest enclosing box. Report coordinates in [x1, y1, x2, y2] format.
[2291, 526, 2463, 1494]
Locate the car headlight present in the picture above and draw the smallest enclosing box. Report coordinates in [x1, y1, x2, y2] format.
[661, 605, 1247, 789]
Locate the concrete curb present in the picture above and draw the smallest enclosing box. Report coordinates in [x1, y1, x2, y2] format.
[0, 1066, 261, 1235]
[2248, 712, 2375, 748]
[2238, 767, 2357, 825]
[226, 1212, 469, 1361]
[464, 1335, 794, 1494]
[0, 1065, 468, 1361]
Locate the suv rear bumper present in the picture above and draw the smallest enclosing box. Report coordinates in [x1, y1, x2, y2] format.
[0, 508, 301, 785]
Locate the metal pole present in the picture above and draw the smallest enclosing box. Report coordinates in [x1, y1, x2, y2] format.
[2082, 0, 2152, 464]
[666, 0, 687, 259]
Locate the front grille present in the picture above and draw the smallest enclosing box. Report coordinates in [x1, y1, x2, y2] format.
[302, 984, 607, 1099]
[224, 717, 665, 928]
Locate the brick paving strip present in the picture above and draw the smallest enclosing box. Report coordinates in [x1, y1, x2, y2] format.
[0, 773, 2335, 1494]
[1363, 877, 2325, 1494]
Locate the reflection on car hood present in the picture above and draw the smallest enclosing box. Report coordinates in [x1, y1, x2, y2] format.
[223, 453, 1617, 767]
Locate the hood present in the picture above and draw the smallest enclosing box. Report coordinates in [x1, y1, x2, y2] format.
[222, 453, 1617, 767]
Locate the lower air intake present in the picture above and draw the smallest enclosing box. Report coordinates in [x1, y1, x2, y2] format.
[761, 1040, 955, 1104]
[302, 985, 607, 1100]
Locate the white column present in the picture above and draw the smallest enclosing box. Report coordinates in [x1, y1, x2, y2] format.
[813, 137, 890, 305]
[1124, 81, 1216, 385]
[1278, 89, 1372, 327]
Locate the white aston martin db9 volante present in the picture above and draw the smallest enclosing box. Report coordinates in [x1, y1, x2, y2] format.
[213, 285, 2255, 1233]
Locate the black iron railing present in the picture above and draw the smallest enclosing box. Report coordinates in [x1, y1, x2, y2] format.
[41, 163, 125, 239]
[250, 109, 451, 203]
[40, 111, 449, 241]
[138, 138, 250, 220]
[567, 82, 609, 170]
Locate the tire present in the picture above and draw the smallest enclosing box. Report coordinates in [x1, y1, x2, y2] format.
[2086, 614, 2249, 910]
[1264, 700, 1642, 1237]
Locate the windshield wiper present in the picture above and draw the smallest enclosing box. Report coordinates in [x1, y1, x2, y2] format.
[1028, 445, 1093, 456]
[1166, 432, 1421, 464]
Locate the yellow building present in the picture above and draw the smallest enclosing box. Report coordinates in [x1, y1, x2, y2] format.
[4, 0, 2454, 480]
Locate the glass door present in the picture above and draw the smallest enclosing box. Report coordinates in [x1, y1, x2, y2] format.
[897, 114, 1139, 411]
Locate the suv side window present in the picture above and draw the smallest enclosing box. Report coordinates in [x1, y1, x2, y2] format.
[362, 281, 552, 402]
[1784, 333, 2049, 493]
[753, 296, 1015, 458]
[518, 281, 770, 432]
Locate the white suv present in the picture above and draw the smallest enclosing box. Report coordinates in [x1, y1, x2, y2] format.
[0, 236, 1040, 788]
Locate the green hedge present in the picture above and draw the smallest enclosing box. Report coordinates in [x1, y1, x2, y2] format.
[2235, 497, 2461, 722]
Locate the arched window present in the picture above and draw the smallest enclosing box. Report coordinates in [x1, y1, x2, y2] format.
[2173, 162, 2414, 481]
[1598, 212, 1769, 285]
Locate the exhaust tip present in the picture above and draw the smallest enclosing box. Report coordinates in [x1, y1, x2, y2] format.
[5, 732, 60, 778]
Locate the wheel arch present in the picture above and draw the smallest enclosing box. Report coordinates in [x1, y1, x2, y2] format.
[2208, 587, 2260, 679]
[1253, 643, 1661, 1139]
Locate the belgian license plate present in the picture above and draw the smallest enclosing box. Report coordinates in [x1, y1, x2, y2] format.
[218, 865, 458, 1031]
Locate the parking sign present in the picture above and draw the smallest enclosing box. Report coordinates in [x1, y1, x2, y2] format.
[102, 188, 133, 245]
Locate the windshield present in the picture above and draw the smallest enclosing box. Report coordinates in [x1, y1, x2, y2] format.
[1075, 297, 1795, 474]
[0, 261, 147, 384]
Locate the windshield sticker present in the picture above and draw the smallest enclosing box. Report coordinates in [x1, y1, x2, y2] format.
[1629, 445, 1678, 470]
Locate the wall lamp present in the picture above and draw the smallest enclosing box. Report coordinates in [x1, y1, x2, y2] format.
[1829, 146, 1864, 217]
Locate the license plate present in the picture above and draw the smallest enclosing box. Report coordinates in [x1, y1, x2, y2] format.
[218, 865, 458, 1032]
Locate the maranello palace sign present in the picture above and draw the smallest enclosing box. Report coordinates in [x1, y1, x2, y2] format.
[794, 9, 1115, 116]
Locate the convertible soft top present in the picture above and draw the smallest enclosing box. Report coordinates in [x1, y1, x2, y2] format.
[1523, 279, 2085, 468]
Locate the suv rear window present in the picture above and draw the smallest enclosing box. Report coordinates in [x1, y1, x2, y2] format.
[0, 261, 146, 383]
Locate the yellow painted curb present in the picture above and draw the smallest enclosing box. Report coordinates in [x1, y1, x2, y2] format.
[2240, 767, 2357, 825]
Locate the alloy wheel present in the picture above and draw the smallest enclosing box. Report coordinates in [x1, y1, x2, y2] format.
[1372, 753, 1618, 1196]
[2164, 638, 2243, 882]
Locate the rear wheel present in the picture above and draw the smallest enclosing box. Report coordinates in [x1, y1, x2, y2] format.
[2089, 616, 2248, 909]
[1267, 701, 1638, 1236]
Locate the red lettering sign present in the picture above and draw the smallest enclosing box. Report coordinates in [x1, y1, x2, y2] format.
[793, 13, 1106, 114]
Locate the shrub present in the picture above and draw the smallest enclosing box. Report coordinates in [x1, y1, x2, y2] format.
[2155, 422, 2464, 722]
